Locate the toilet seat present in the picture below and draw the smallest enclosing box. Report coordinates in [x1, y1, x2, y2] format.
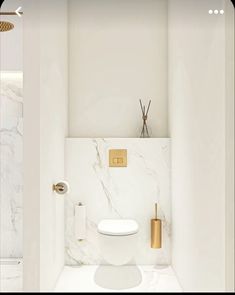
[98, 219, 139, 236]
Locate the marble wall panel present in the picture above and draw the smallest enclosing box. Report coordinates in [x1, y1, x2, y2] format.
[65, 138, 171, 265]
[0, 72, 23, 258]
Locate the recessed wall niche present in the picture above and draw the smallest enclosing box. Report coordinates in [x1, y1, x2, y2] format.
[68, 0, 168, 138]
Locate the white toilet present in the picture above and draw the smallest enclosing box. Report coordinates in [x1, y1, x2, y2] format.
[97, 219, 139, 266]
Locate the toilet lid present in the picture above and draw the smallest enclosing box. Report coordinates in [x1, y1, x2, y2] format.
[98, 219, 139, 236]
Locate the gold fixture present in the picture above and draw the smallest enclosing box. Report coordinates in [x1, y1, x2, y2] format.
[151, 203, 162, 248]
[53, 182, 69, 195]
[0, 11, 23, 32]
[0, 21, 14, 32]
[109, 149, 127, 167]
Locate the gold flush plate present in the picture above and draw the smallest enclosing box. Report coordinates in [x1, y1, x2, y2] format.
[109, 149, 127, 167]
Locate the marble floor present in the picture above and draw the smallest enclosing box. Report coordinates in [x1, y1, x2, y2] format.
[0, 262, 182, 292]
[54, 265, 182, 293]
[0, 259, 23, 292]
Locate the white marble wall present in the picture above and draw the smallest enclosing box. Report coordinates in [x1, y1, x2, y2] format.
[65, 138, 171, 266]
[0, 72, 23, 258]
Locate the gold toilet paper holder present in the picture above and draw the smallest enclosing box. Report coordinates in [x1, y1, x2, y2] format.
[151, 203, 162, 249]
[53, 181, 69, 195]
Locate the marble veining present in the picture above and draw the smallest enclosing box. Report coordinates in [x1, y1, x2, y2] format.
[65, 138, 171, 266]
[0, 259, 23, 292]
[0, 72, 23, 258]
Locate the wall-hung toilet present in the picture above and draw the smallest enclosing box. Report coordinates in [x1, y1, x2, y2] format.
[97, 219, 139, 266]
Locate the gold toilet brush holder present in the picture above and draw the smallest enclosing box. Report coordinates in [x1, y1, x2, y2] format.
[151, 203, 162, 249]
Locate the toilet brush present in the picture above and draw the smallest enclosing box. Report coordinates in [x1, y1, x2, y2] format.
[151, 203, 162, 248]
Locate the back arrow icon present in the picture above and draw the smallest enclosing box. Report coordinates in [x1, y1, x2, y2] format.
[15, 6, 22, 17]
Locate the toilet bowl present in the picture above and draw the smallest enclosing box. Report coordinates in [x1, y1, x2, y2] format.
[97, 219, 139, 266]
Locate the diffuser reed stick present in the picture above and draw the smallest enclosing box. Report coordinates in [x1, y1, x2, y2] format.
[139, 99, 151, 138]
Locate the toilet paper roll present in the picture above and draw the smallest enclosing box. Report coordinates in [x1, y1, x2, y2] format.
[74, 203, 86, 240]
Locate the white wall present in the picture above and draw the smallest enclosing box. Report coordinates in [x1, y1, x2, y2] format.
[225, 0, 234, 291]
[23, 1, 40, 289]
[0, 0, 23, 71]
[169, 0, 233, 291]
[68, 0, 168, 138]
[23, 0, 68, 291]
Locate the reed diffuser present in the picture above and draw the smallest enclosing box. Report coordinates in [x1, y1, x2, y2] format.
[139, 99, 151, 138]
